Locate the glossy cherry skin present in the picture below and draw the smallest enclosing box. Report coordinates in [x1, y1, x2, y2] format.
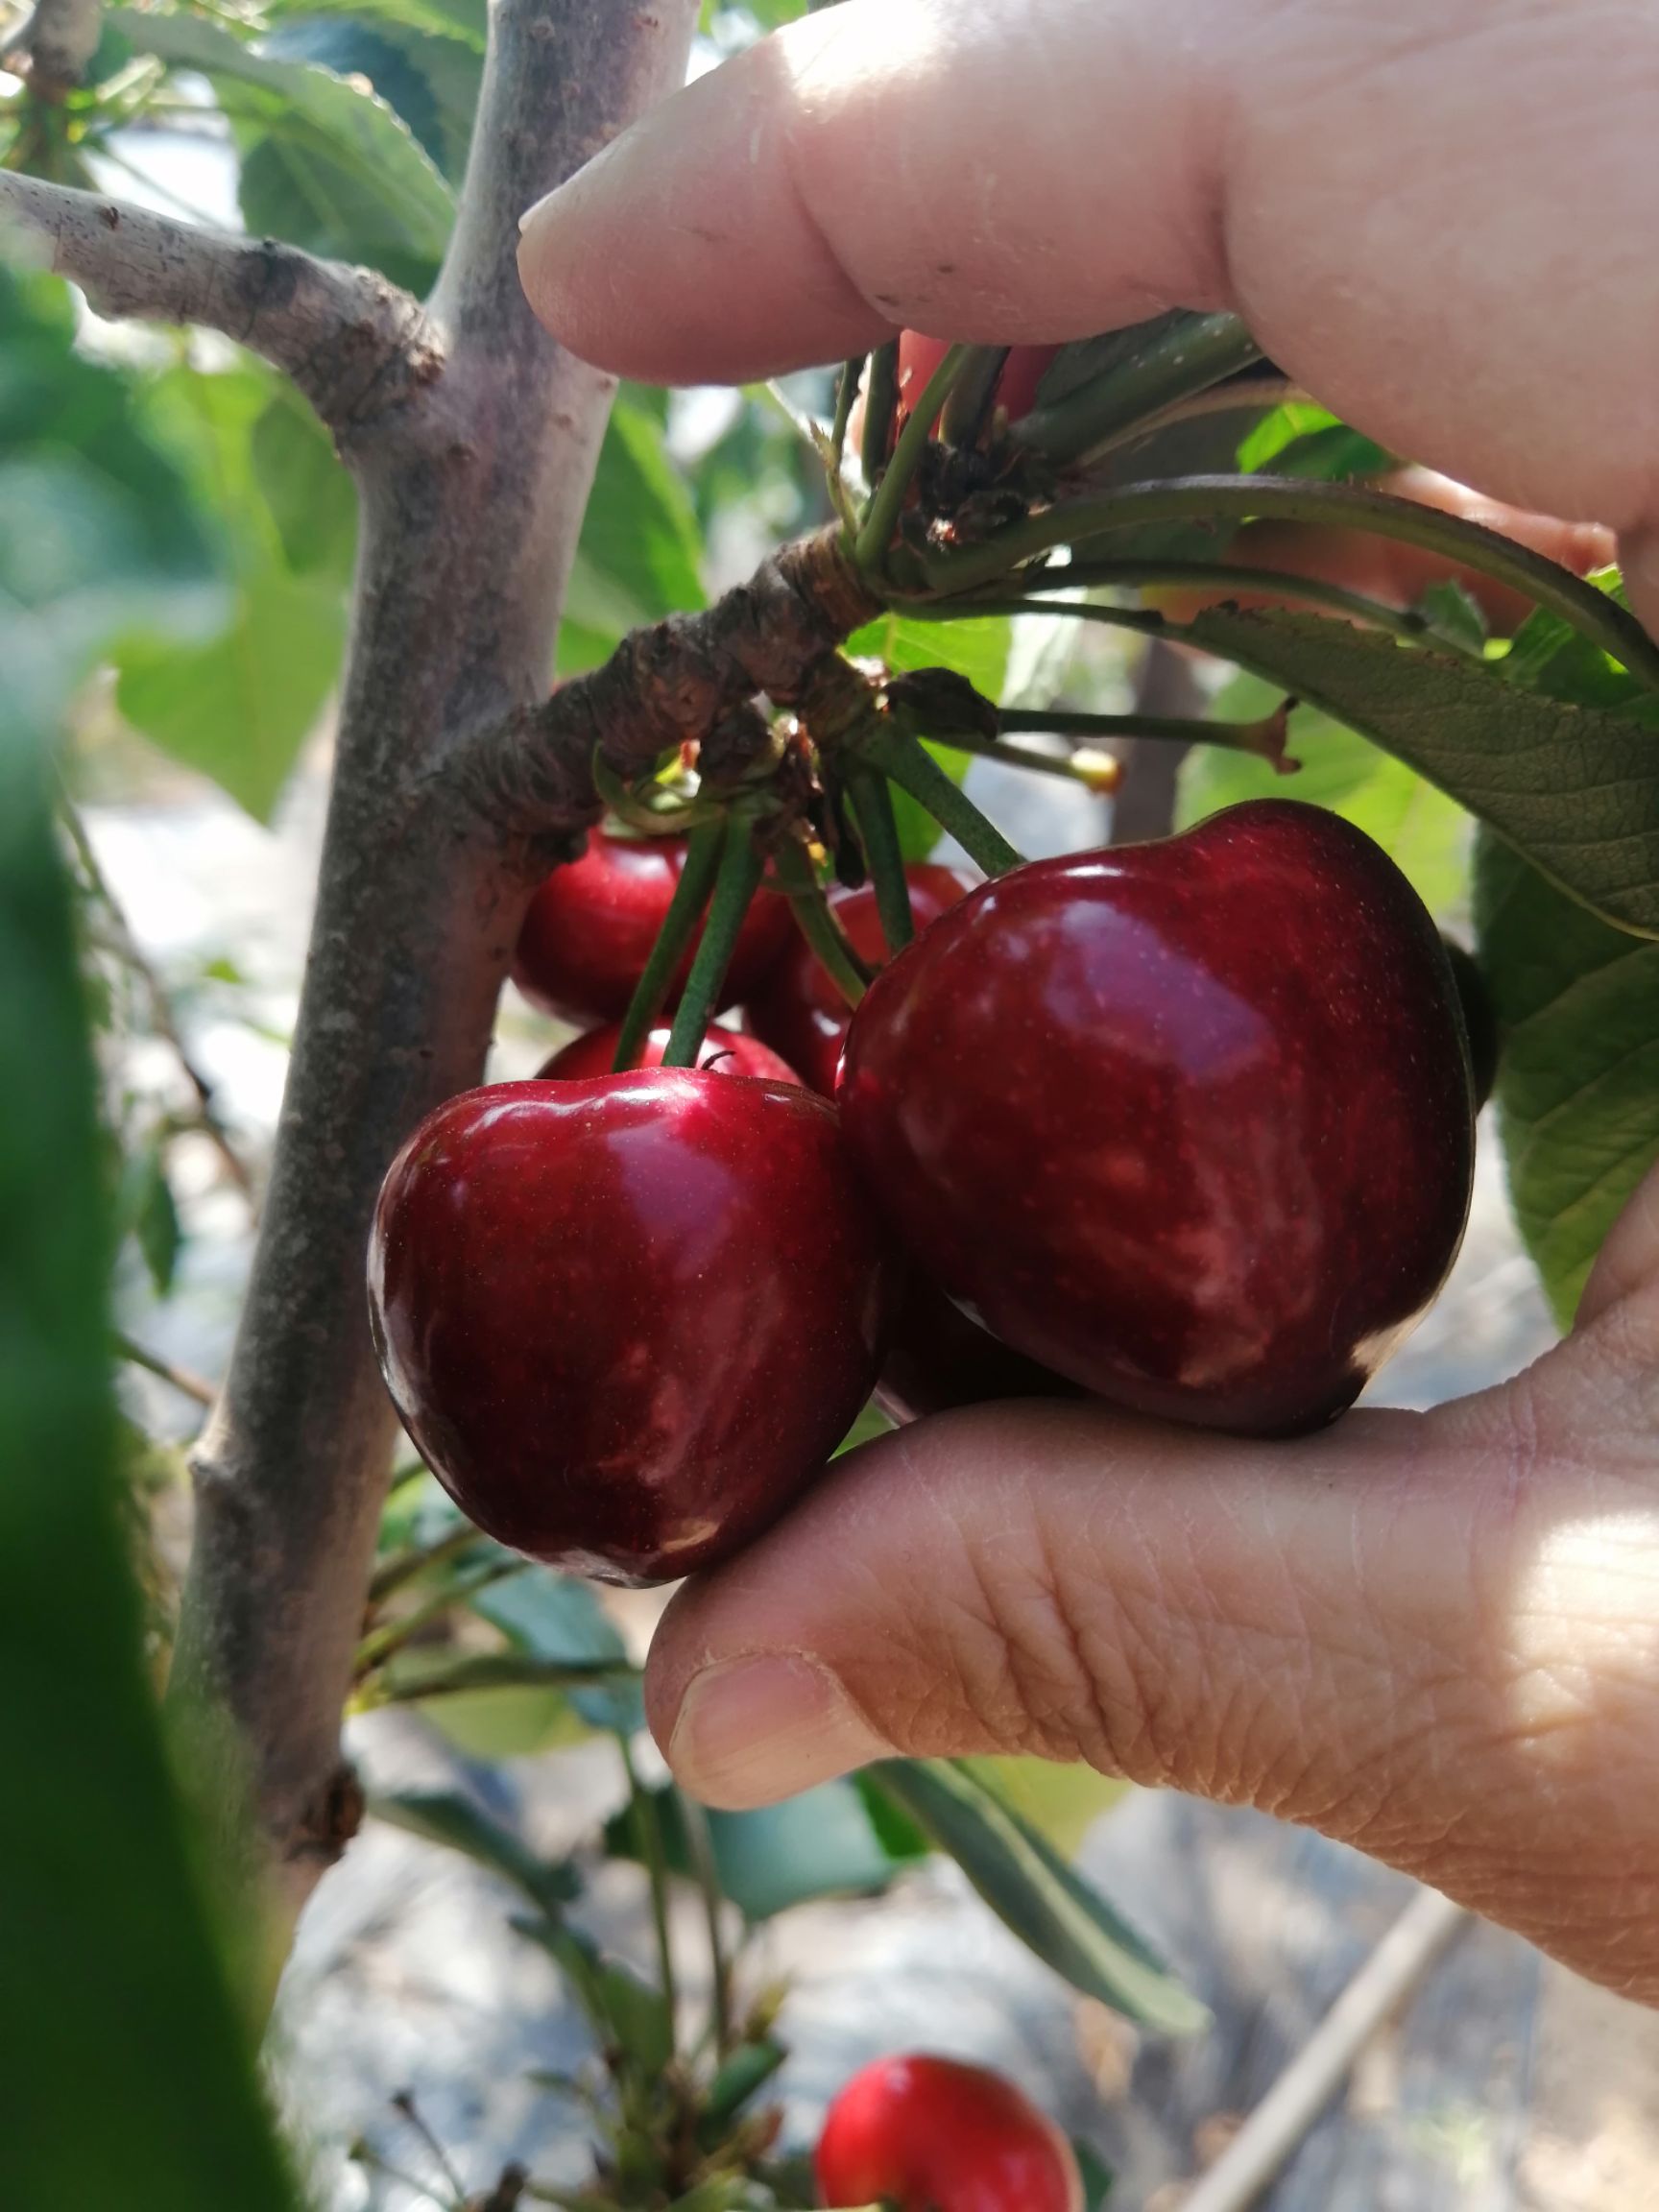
[748, 863, 974, 1095]
[815, 2054, 1083, 2212]
[840, 800, 1476, 1437]
[512, 829, 793, 1027]
[368, 1074, 892, 1583]
[898, 333, 1063, 436]
[537, 1020, 803, 1086]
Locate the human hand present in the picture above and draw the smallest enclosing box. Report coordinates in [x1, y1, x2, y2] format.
[518, 0, 1659, 2003]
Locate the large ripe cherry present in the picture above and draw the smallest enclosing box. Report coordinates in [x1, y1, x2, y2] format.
[815, 2054, 1083, 2212]
[748, 862, 974, 1095]
[369, 1073, 891, 1583]
[512, 829, 792, 1027]
[537, 1020, 802, 1086]
[840, 800, 1476, 1436]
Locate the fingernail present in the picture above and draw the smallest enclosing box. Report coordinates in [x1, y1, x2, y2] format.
[665, 1655, 889, 1809]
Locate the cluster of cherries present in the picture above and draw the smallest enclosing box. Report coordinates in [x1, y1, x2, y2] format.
[368, 785, 1477, 1587]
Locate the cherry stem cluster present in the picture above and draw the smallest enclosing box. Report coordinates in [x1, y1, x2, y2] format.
[861, 721, 1025, 878]
[847, 767, 915, 954]
[771, 838, 873, 1010]
[661, 823, 766, 1068]
[854, 342, 969, 574]
[613, 819, 727, 1072]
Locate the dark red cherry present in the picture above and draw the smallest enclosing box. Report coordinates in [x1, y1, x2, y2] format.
[877, 1268, 1082, 1425]
[748, 862, 974, 1095]
[368, 1074, 892, 1583]
[536, 1020, 802, 1085]
[512, 829, 792, 1027]
[816, 2054, 1083, 2212]
[840, 800, 1476, 1436]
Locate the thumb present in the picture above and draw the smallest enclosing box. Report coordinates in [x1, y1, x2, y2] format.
[647, 1398, 1484, 1820]
[644, 1374, 1659, 2001]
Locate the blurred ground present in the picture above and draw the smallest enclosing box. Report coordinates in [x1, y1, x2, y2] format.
[97, 750, 1659, 2209]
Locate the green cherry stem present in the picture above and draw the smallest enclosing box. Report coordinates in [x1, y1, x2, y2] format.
[915, 473, 1659, 685]
[861, 723, 1025, 878]
[997, 702, 1293, 765]
[612, 818, 726, 1073]
[858, 338, 900, 491]
[771, 838, 874, 1010]
[1008, 311, 1263, 463]
[661, 820, 765, 1069]
[618, 1732, 678, 2056]
[830, 352, 865, 476]
[848, 767, 915, 954]
[1014, 556, 1444, 648]
[854, 341, 970, 575]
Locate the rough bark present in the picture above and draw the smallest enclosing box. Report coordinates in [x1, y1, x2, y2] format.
[0, 171, 439, 433]
[166, 0, 701, 1935]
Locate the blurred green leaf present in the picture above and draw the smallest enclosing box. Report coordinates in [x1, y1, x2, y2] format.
[1074, 2139, 1116, 2210]
[851, 611, 1011, 699]
[116, 568, 346, 820]
[126, 1140, 183, 1295]
[1177, 672, 1470, 918]
[112, 7, 454, 288]
[606, 1778, 905, 1919]
[251, 389, 356, 579]
[1237, 401, 1390, 481]
[267, 0, 487, 51]
[598, 1960, 675, 2075]
[264, 14, 481, 180]
[1477, 831, 1659, 1326]
[0, 266, 294, 2212]
[369, 1786, 579, 1914]
[867, 1761, 1206, 2035]
[558, 397, 708, 675]
[703, 2037, 786, 2131]
[472, 1567, 644, 1733]
[1181, 605, 1659, 936]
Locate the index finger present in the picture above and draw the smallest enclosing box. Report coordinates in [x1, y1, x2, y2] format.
[516, 0, 1659, 546]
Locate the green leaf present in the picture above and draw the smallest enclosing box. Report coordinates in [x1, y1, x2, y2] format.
[115, 568, 347, 821]
[1074, 2140, 1116, 2210]
[604, 1777, 905, 1918]
[471, 1567, 644, 1733]
[1237, 401, 1390, 481]
[866, 1761, 1206, 2035]
[263, 15, 481, 181]
[1476, 831, 1659, 1326]
[121, 1139, 183, 1295]
[597, 1960, 675, 2075]
[267, 0, 487, 53]
[111, 7, 454, 287]
[1176, 672, 1471, 918]
[557, 397, 707, 675]
[850, 611, 1011, 699]
[1179, 605, 1659, 936]
[369, 1786, 580, 1915]
[250, 389, 356, 579]
[0, 270, 294, 2212]
[703, 2037, 787, 2130]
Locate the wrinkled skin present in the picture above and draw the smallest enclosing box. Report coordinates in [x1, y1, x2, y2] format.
[747, 860, 973, 1094]
[816, 2054, 1083, 2212]
[520, 0, 1659, 2003]
[512, 829, 792, 1027]
[537, 1019, 802, 1085]
[842, 802, 1475, 1434]
[368, 1074, 891, 1582]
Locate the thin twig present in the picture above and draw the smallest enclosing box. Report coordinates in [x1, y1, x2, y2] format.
[0, 169, 439, 433]
[114, 1329, 217, 1411]
[5, 0, 101, 94]
[61, 802, 259, 1208]
[1179, 1889, 1468, 2212]
[619, 1733, 678, 2051]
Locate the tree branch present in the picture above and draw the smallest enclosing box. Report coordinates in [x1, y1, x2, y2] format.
[6, 0, 101, 95]
[455, 523, 881, 842]
[166, 0, 702, 1945]
[0, 171, 440, 432]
